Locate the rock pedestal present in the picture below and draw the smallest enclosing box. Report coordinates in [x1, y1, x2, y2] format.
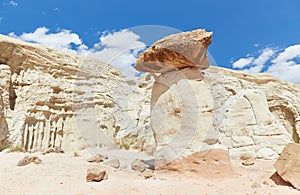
[134, 29, 214, 167]
[151, 68, 216, 166]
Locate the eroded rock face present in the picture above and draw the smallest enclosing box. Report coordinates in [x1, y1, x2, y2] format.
[0, 33, 300, 162]
[274, 143, 300, 189]
[209, 67, 300, 160]
[134, 29, 212, 73]
[0, 34, 154, 152]
[148, 63, 300, 161]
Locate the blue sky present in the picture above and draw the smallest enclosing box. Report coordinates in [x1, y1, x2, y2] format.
[1, 0, 300, 82]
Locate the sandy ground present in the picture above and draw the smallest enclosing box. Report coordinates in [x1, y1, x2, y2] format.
[0, 148, 299, 195]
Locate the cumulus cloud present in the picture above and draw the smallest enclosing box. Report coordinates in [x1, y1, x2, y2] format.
[91, 30, 146, 77]
[272, 44, 300, 64]
[246, 48, 276, 73]
[9, 27, 146, 77]
[231, 45, 300, 83]
[9, 27, 85, 53]
[232, 57, 254, 68]
[267, 45, 300, 83]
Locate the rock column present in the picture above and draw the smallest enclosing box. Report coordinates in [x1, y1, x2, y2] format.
[134, 29, 214, 167]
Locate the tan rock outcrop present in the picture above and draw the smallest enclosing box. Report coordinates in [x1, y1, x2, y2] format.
[274, 143, 300, 189]
[134, 29, 212, 73]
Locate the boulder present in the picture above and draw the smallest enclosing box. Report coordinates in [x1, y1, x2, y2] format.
[86, 166, 108, 182]
[274, 143, 300, 189]
[134, 29, 212, 73]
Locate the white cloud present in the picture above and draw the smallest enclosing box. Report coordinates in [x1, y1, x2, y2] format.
[266, 44, 300, 83]
[245, 48, 276, 73]
[266, 60, 300, 83]
[253, 48, 276, 67]
[9, 27, 86, 53]
[9, 27, 146, 78]
[2, 1, 19, 7]
[91, 30, 146, 77]
[232, 57, 254, 68]
[272, 44, 300, 64]
[231, 45, 300, 83]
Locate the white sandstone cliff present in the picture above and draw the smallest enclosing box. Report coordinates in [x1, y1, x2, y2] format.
[0, 34, 299, 160]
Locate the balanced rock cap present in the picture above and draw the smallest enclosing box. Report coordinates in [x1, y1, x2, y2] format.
[134, 29, 212, 73]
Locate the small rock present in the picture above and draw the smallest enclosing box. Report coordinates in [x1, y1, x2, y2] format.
[251, 182, 261, 188]
[86, 166, 108, 182]
[242, 158, 255, 166]
[104, 159, 120, 169]
[141, 159, 155, 170]
[17, 155, 42, 166]
[142, 169, 155, 179]
[42, 147, 64, 155]
[131, 159, 149, 172]
[86, 154, 108, 163]
[262, 180, 269, 186]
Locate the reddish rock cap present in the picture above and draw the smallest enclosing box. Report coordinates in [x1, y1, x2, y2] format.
[134, 29, 213, 73]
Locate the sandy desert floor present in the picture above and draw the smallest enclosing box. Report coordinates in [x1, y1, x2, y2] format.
[0, 148, 299, 195]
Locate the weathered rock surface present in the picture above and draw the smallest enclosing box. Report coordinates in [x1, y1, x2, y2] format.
[149, 64, 300, 161]
[86, 166, 108, 182]
[0, 34, 154, 152]
[134, 29, 212, 73]
[0, 32, 299, 161]
[211, 67, 300, 160]
[274, 143, 300, 189]
[151, 68, 214, 163]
